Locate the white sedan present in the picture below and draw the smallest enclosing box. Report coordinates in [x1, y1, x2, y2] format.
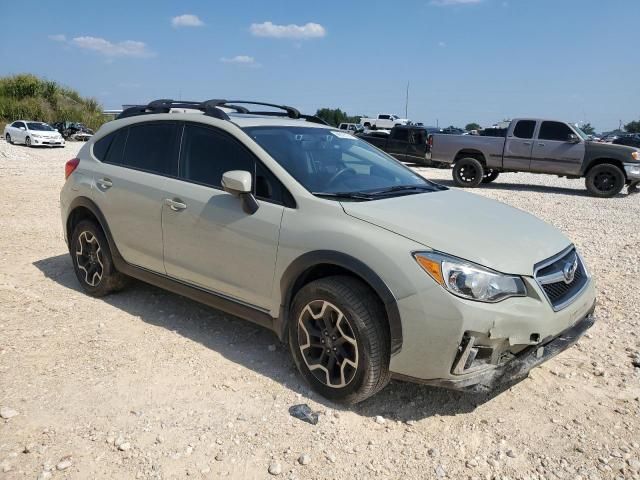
[4, 120, 65, 147]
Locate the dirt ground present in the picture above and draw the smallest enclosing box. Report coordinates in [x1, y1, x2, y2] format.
[1, 139, 639, 480]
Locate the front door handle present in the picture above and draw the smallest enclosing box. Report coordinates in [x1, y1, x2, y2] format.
[164, 198, 187, 211]
[537, 143, 546, 147]
[522, 142, 532, 146]
[97, 178, 113, 189]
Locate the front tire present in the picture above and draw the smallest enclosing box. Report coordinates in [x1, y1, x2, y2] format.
[289, 276, 391, 404]
[453, 157, 484, 187]
[25, 136, 32, 147]
[70, 220, 128, 297]
[585, 164, 625, 197]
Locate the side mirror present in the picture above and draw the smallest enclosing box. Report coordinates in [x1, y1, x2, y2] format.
[221, 170, 259, 215]
[19, 126, 26, 131]
[567, 134, 580, 143]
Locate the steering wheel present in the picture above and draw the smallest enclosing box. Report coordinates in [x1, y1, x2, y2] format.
[326, 167, 356, 188]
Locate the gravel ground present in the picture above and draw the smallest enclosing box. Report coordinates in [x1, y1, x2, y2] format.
[1, 140, 639, 480]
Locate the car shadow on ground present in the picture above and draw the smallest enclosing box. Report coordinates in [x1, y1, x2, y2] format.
[34, 253, 518, 421]
[432, 178, 599, 197]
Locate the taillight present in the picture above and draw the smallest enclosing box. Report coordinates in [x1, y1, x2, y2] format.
[428, 135, 433, 147]
[65, 158, 80, 179]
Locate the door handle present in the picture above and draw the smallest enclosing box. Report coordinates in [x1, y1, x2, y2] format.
[537, 143, 545, 147]
[522, 142, 532, 146]
[164, 198, 187, 211]
[97, 178, 113, 189]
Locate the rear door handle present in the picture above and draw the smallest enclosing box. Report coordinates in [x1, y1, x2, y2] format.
[97, 178, 113, 189]
[522, 142, 532, 146]
[537, 143, 546, 147]
[164, 198, 187, 211]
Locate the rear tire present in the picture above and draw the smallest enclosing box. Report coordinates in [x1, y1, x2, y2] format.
[585, 164, 625, 197]
[5, 133, 12, 144]
[288, 276, 391, 404]
[482, 169, 500, 184]
[70, 220, 129, 297]
[453, 157, 484, 187]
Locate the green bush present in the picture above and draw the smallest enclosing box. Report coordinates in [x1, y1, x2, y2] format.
[0, 74, 108, 131]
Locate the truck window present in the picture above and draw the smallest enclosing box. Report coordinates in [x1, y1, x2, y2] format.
[539, 121, 574, 142]
[392, 129, 410, 141]
[379, 115, 390, 120]
[513, 120, 536, 139]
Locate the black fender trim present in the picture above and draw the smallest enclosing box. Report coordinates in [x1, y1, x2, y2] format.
[277, 251, 403, 355]
[65, 196, 275, 331]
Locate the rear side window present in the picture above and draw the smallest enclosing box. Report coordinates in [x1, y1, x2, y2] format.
[180, 124, 254, 188]
[121, 122, 179, 176]
[93, 134, 113, 161]
[93, 129, 128, 166]
[513, 120, 536, 139]
[393, 129, 409, 141]
[538, 121, 573, 142]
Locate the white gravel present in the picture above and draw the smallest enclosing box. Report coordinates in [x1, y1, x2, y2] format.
[0, 139, 639, 479]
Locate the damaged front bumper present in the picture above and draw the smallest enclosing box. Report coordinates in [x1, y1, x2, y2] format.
[394, 302, 595, 392]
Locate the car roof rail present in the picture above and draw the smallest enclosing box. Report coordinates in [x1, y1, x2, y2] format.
[117, 99, 230, 120]
[116, 98, 329, 125]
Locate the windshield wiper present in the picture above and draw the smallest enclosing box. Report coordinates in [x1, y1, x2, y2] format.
[366, 184, 441, 196]
[312, 191, 374, 200]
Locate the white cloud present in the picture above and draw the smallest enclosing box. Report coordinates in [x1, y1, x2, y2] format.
[71, 36, 153, 58]
[220, 55, 260, 67]
[171, 14, 204, 28]
[430, 0, 482, 6]
[249, 21, 326, 39]
[48, 34, 66, 42]
[438, 41, 446, 47]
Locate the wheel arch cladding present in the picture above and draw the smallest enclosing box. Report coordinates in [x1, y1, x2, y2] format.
[584, 158, 625, 177]
[66, 197, 121, 260]
[455, 149, 486, 164]
[278, 251, 403, 355]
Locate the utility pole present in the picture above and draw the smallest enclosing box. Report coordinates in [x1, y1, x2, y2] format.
[405, 81, 409, 119]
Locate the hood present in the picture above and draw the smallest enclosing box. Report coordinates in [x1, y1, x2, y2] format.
[341, 189, 571, 276]
[585, 141, 640, 162]
[31, 130, 61, 137]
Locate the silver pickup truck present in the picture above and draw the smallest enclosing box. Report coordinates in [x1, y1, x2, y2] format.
[430, 118, 640, 197]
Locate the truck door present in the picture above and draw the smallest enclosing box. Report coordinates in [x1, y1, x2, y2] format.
[386, 128, 409, 161]
[530, 121, 585, 175]
[503, 120, 536, 171]
[405, 129, 427, 164]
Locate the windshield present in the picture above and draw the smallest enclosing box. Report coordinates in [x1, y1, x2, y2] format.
[573, 125, 590, 140]
[27, 122, 55, 131]
[244, 126, 439, 199]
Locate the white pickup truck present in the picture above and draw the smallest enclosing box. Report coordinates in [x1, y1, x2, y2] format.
[360, 114, 410, 130]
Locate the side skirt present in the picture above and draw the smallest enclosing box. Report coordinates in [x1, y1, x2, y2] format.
[112, 256, 276, 333]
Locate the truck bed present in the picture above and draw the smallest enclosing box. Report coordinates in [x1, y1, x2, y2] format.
[430, 134, 506, 167]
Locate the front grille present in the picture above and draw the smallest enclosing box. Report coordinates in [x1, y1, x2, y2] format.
[535, 248, 589, 311]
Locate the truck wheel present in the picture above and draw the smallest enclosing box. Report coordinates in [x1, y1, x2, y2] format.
[289, 276, 391, 404]
[453, 158, 484, 187]
[585, 164, 625, 197]
[482, 170, 500, 184]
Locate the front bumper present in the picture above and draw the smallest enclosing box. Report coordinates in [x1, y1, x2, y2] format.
[393, 303, 595, 392]
[624, 163, 640, 180]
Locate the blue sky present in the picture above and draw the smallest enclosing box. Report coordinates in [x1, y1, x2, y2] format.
[1, 0, 638, 132]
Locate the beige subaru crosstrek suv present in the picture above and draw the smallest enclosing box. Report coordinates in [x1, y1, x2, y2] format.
[60, 99, 596, 403]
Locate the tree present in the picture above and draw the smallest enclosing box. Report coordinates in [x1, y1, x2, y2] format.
[465, 122, 481, 132]
[580, 123, 595, 135]
[315, 108, 360, 127]
[625, 120, 640, 133]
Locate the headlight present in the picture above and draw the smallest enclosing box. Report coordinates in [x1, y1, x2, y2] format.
[32, 134, 42, 138]
[632, 151, 640, 161]
[413, 252, 526, 303]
